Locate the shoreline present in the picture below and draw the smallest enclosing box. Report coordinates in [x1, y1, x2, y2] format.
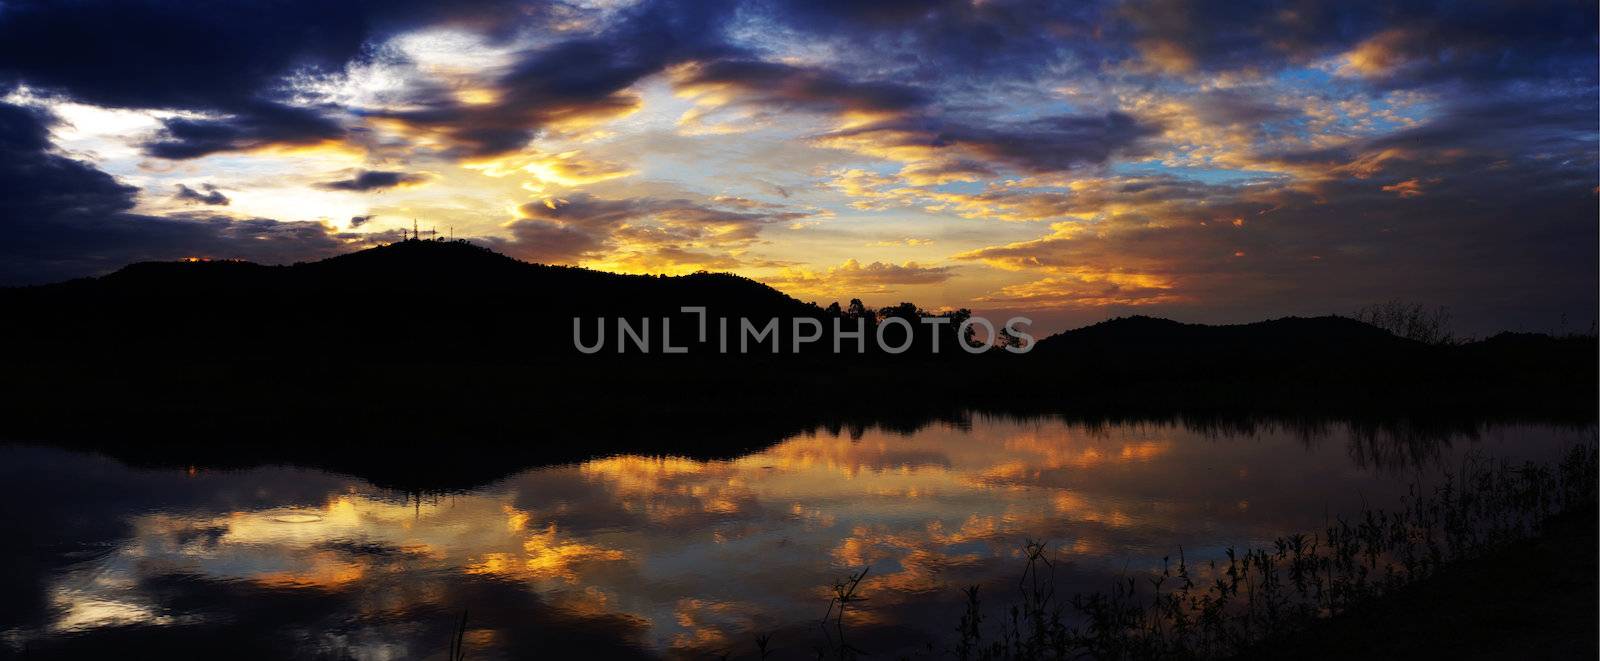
[1233, 503, 1598, 660]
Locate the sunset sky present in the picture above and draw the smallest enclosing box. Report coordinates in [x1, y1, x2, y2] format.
[1, 0, 1594, 334]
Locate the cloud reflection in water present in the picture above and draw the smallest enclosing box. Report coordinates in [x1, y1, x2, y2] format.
[1, 418, 1587, 658]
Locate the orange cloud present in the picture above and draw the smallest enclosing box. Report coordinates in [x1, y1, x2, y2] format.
[1335, 29, 1415, 78]
[1381, 178, 1426, 198]
[765, 259, 956, 299]
[975, 272, 1185, 309]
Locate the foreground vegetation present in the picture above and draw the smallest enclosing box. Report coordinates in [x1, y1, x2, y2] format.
[1234, 500, 1597, 660]
[788, 444, 1598, 660]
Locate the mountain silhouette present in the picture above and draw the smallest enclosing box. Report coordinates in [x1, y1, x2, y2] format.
[6, 239, 823, 359]
[1024, 313, 1593, 416]
[1030, 315, 1421, 380]
[0, 240, 1592, 489]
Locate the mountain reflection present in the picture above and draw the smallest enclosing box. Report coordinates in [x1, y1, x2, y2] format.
[2, 417, 1591, 659]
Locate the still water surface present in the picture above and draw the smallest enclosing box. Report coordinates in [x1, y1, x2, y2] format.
[1, 417, 1590, 659]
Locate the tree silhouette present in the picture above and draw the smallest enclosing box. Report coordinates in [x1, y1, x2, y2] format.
[843, 298, 872, 321]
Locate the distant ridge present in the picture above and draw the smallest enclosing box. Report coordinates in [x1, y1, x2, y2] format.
[63, 239, 792, 302]
[3, 239, 1591, 367]
[0, 240, 1592, 481]
[3, 239, 820, 359]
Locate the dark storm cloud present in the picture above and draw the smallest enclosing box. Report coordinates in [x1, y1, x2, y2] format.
[313, 170, 431, 192]
[0, 0, 366, 158]
[489, 192, 807, 265]
[1186, 89, 1299, 127]
[522, 193, 805, 242]
[0, 102, 361, 285]
[173, 184, 229, 206]
[374, 0, 740, 158]
[144, 102, 346, 159]
[0, 0, 571, 109]
[1335, 0, 1597, 90]
[0, 102, 137, 220]
[1114, 0, 1378, 73]
[822, 111, 1162, 175]
[667, 58, 1159, 179]
[1365, 93, 1598, 162]
[749, 0, 1110, 81]
[745, 0, 1595, 108]
[674, 59, 929, 115]
[940, 174, 1225, 222]
[943, 113, 1162, 173]
[0, 0, 566, 159]
[0, 1, 366, 110]
[1255, 89, 1597, 181]
[1115, 0, 1596, 88]
[661, 48, 1161, 178]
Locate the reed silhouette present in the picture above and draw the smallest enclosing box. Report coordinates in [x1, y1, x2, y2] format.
[773, 444, 1598, 661]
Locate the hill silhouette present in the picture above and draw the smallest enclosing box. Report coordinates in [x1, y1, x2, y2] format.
[1028, 313, 1590, 386]
[6, 239, 826, 359]
[0, 240, 1592, 489]
[1031, 315, 1414, 380]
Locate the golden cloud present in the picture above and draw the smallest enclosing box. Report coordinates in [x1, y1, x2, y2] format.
[765, 258, 956, 300]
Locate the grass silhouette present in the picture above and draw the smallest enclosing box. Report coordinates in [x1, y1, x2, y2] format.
[749, 443, 1598, 660]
